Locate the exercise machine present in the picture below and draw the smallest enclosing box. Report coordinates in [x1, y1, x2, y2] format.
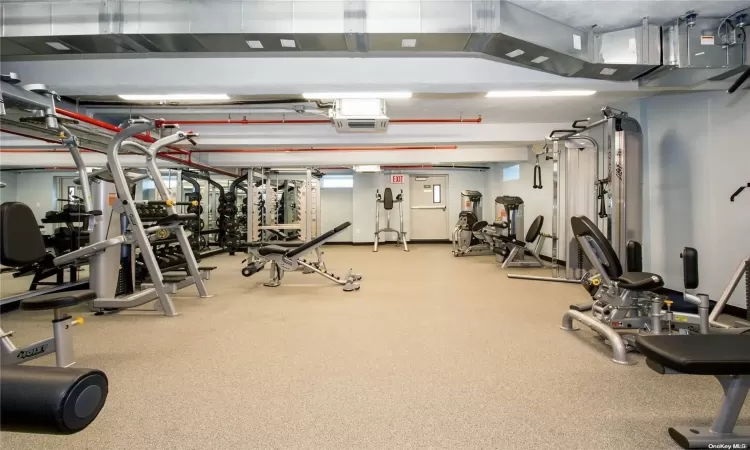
[636, 334, 750, 448]
[1, 365, 108, 434]
[558, 215, 747, 365]
[242, 222, 362, 291]
[87, 120, 212, 316]
[0, 202, 94, 367]
[451, 190, 497, 257]
[493, 215, 551, 268]
[374, 188, 408, 252]
[509, 108, 643, 284]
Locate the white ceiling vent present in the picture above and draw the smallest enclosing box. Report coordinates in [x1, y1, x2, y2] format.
[329, 98, 389, 133]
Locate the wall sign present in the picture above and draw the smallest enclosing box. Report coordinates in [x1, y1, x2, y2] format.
[391, 174, 404, 184]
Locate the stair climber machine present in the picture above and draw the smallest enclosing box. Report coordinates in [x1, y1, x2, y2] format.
[86, 120, 213, 316]
[374, 188, 408, 252]
[451, 190, 496, 257]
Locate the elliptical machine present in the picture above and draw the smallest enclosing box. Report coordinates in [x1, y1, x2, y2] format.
[374, 188, 408, 252]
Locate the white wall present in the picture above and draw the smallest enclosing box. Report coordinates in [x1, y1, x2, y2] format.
[643, 91, 750, 308]
[0, 171, 18, 203]
[13, 172, 71, 233]
[320, 187, 354, 242]
[328, 169, 489, 243]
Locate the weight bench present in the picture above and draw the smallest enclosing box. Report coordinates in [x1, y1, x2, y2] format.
[636, 334, 750, 448]
[243, 222, 362, 291]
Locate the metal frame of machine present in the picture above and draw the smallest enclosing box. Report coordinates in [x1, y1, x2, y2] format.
[374, 187, 409, 252]
[508, 107, 643, 284]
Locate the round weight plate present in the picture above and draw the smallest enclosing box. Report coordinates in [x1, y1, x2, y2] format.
[224, 192, 237, 203]
[200, 219, 205, 230]
[223, 204, 238, 216]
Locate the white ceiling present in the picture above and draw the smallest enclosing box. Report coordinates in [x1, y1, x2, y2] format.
[515, 0, 749, 30]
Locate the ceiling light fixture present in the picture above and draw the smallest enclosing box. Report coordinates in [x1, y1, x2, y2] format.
[280, 39, 296, 48]
[46, 41, 70, 51]
[485, 90, 596, 98]
[401, 39, 417, 48]
[353, 165, 382, 173]
[246, 40, 264, 49]
[302, 92, 412, 99]
[530, 56, 549, 64]
[118, 94, 230, 101]
[505, 49, 525, 58]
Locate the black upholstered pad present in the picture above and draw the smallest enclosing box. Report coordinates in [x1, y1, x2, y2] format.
[571, 215, 623, 279]
[383, 188, 394, 211]
[615, 272, 664, 291]
[258, 245, 290, 256]
[286, 222, 352, 257]
[524, 215, 544, 243]
[20, 290, 96, 311]
[1, 202, 47, 266]
[636, 335, 750, 375]
[471, 221, 488, 232]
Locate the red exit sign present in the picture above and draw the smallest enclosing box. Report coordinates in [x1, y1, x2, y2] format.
[391, 174, 404, 184]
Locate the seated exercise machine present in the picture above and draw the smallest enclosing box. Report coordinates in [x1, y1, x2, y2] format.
[493, 215, 551, 268]
[451, 190, 497, 257]
[636, 334, 750, 448]
[374, 188, 408, 252]
[1, 365, 108, 434]
[559, 215, 721, 365]
[0, 202, 95, 367]
[242, 222, 362, 291]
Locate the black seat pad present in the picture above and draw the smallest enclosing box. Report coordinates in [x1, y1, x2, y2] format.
[615, 272, 664, 291]
[471, 220, 488, 232]
[636, 335, 750, 375]
[1, 202, 48, 266]
[20, 290, 96, 311]
[258, 245, 289, 256]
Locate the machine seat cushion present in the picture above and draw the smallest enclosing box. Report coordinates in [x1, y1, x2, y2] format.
[615, 272, 664, 291]
[524, 215, 544, 243]
[20, 290, 96, 311]
[471, 220, 488, 232]
[383, 188, 394, 211]
[635, 334, 750, 375]
[258, 245, 290, 256]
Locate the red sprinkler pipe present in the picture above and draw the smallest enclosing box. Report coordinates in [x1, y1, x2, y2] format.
[55, 108, 191, 155]
[188, 145, 457, 153]
[160, 117, 482, 125]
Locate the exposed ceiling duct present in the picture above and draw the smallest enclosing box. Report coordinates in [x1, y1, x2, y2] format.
[0, 1, 746, 88]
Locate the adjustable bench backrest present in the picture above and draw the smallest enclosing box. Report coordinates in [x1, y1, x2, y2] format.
[570, 215, 623, 279]
[0, 202, 47, 266]
[287, 222, 352, 257]
[383, 188, 394, 211]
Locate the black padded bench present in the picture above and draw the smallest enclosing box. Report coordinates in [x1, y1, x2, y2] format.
[636, 334, 750, 448]
[257, 222, 351, 258]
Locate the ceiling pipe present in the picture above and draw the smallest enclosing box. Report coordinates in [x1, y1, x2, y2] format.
[55, 108, 191, 155]
[0, 127, 238, 178]
[189, 145, 457, 153]
[160, 117, 483, 125]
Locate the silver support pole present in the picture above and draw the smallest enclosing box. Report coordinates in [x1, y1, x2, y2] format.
[709, 257, 750, 327]
[560, 310, 634, 365]
[507, 274, 581, 283]
[551, 140, 560, 277]
[104, 121, 177, 315]
[305, 168, 312, 242]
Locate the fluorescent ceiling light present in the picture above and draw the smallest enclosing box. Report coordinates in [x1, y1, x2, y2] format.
[353, 165, 381, 173]
[530, 56, 549, 64]
[246, 40, 263, 49]
[280, 39, 296, 48]
[505, 49, 525, 58]
[599, 68, 617, 76]
[485, 90, 596, 98]
[46, 41, 70, 51]
[303, 92, 412, 99]
[118, 94, 230, 101]
[401, 39, 417, 48]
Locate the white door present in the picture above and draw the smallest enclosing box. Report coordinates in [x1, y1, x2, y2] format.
[409, 175, 448, 240]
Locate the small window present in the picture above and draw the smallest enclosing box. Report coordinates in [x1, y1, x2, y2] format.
[433, 184, 442, 203]
[503, 164, 521, 181]
[321, 175, 353, 188]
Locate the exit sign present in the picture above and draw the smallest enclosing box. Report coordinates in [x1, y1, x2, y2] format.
[391, 174, 405, 184]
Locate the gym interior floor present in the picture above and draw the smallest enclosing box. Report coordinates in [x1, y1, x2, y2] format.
[2, 244, 747, 449]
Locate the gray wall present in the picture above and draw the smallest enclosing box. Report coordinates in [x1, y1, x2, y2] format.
[642, 91, 750, 308]
[0, 171, 18, 204]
